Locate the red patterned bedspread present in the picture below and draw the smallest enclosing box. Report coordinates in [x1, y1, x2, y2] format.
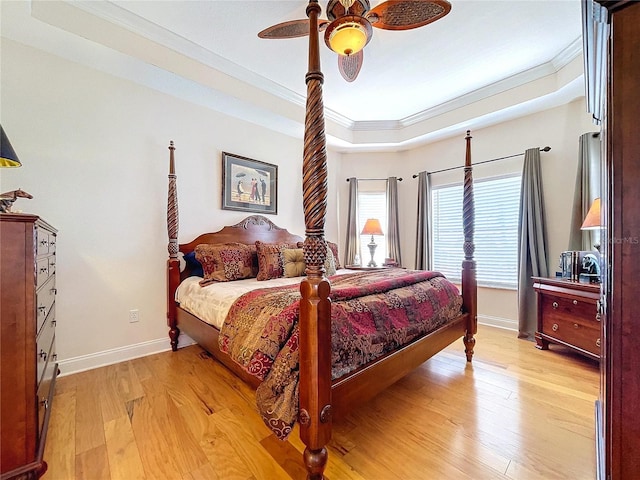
[219, 268, 463, 439]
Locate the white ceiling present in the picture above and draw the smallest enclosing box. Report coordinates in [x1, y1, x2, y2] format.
[1, 0, 585, 151]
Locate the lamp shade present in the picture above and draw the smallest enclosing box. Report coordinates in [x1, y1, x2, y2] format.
[581, 198, 601, 230]
[324, 15, 372, 56]
[0, 126, 22, 167]
[361, 218, 384, 236]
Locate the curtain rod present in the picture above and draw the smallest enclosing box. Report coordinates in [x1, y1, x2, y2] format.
[346, 177, 403, 182]
[411, 146, 551, 177]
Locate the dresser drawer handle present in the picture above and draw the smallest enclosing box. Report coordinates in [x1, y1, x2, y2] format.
[38, 349, 47, 361]
[573, 323, 580, 329]
[52, 353, 58, 361]
[596, 338, 601, 348]
[49, 262, 56, 268]
[40, 398, 49, 410]
[39, 267, 48, 274]
[51, 319, 56, 327]
[49, 241, 56, 247]
[596, 312, 601, 321]
[573, 300, 578, 305]
[552, 323, 559, 332]
[38, 306, 47, 314]
[40, 240, 48, 246]
[50, 287, 57, 295]
[552, 302, 559, 309]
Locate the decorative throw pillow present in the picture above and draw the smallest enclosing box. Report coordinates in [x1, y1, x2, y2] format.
[327, 241, 341, 270]
[283, 248, 306, 277]
[184, 251, 204, 277]
[324, 247, 337, 276]
[195, 243, 257, 285]
[255, 241, 300, 281]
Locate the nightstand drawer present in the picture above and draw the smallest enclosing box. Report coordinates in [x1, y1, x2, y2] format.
[540, 294, 598, 326]
[541, 316, 601, 355]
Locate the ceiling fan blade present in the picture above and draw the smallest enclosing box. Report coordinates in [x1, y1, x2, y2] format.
[338, 50, 364, 82]
[258, 19, 329, 39]
[367, 0, 451, 31]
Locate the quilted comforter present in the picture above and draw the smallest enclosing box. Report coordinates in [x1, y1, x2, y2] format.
[218, 268, 463, 439]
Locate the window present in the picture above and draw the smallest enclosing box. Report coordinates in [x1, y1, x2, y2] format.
[357, 189, 387, 267]
[432, 174, 521, 289]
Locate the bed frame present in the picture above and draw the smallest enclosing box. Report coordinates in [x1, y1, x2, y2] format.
[165, 2, 477, 478]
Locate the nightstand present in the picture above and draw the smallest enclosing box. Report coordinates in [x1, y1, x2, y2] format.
[533, 277, 601, 360]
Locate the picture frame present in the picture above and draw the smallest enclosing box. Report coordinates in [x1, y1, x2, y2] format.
[221, 152, 277, 215]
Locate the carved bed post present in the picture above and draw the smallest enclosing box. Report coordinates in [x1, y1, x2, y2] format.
[167, 141, 181, 351]
[462, 130, 477, 361]
[298, 1, 332, 479]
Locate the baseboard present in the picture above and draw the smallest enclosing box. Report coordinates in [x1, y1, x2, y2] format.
[478, 314, 517, 331]
[59, 316, 514, 376]
[58, 333, 195, 376]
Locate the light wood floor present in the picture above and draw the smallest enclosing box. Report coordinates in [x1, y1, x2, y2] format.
[42, 325, 599, 480]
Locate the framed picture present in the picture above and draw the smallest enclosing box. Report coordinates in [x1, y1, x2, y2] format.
[222, 152, 277, 215]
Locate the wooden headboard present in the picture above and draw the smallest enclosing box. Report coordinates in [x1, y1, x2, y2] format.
[178, 215, 303, 281]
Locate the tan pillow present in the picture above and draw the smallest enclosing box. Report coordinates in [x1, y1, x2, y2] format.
[255, 241, 300, 281]
[283, 248, 306, 277]
[324, 247, 337, 276]
[327, 241, 341, 270]
[195, 243, 257, 285]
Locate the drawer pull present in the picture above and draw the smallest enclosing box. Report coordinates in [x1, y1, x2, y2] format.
[40, 240, 48, 246]
[50, 262, 56, 268]
[39, 267, 48, 274]
[51, 320, 56, 327]
[49, 241, 56, 247]
[552, 301, 559, 309]
[573, 300, 578, 305]
[40, 398, 49, 410]
[50, 288, 57, 295]
[574, 323, 580, 329]
[596, 338, 601, 348]
[596, 312, 601, 321]
[52, 353, 58, 361]
[552, 323, 559, 332]
[38, 349, 47, 361]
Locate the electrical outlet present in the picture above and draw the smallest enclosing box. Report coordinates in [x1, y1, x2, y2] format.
[129, 309, 139, 323]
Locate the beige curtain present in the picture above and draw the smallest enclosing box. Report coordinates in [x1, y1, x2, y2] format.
[415, 171, 432, 270]
[386, 177, 402, 266]
[344, 178, 360, 266]
[569, 132, 601, 251]
[517, 148, 549, 339]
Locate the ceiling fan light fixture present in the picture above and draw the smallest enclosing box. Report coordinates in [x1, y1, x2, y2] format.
[324, 15, 372, 56]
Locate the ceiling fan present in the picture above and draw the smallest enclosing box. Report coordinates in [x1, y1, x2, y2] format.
[258, 0, 452, 82]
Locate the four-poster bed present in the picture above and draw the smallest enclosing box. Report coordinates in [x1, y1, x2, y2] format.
[165, 2, 477, 478]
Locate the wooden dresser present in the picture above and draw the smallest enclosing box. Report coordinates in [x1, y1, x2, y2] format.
[1, 214, 58, 479]
[533, 277, 600, 361]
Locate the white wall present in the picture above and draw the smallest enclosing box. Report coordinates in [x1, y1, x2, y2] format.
[337, 100, 599, 328]
[1, 39, 341, 373]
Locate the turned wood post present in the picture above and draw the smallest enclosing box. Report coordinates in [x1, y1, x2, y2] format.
[462, 131, 477, 361]
[167, 141, 181, 351]
[299, 1, 332, 479]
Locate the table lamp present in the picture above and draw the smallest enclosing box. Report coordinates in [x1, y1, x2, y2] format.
[361, 218, 383, 267]
[581, 197, 601, 251]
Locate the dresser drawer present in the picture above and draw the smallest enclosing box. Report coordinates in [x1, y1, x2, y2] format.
[541, 315, 601, 356]
[36, 229, 50, 256]
[36, 275, 56, 333]
[36, 257, 50, 286]
[36, 341, 57, 437]
[36, 308, 56, 385]
[540, 293, 598, 326]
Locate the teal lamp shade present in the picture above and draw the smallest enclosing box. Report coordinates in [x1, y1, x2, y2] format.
[1, 126, 22, 167]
